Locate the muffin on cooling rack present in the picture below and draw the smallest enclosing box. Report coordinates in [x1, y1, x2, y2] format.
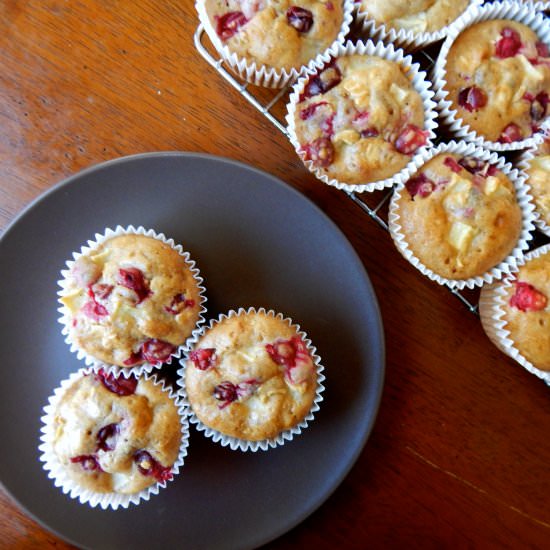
[389, 142, 535, 288]
[433, 2, 550, 149]
[479, 244, 550, 383]
[180, 308, 324, 451]
[519, 131, 550, 236]
[286, 40, 437, 192]
[355, 0, 474, 46]
[39, 370, 188, 509]
[58, 226, 205, 374]
[196, 0, 353, 88]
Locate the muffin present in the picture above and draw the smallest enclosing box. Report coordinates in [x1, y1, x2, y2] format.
[389, 142, 534, 287]
[58, 227, 205, 373]
[356, 0, 471, 35]
[479, 244, 550, 381]
[434, 3, 550, 148]
[520, 131, 550, 235]
[180, 308, 324, 451]
[286, 40, 437, 192]
[197, 0, 353, 87]
[39, 370, 188, 508]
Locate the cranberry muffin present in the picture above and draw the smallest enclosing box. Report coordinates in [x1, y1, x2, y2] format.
[357, 0, 470, 34]
[480, 245, 550, 377]
[59, 228, 205, 370]
[522, 133, 550, 234]
[40, 370, 186, 506]
[182, 309, 322, 449]
[287, 42, 435, 189]
[198, 0, 347, 71]
[390, 147, 527, 284]
[442, 18, 550, 144]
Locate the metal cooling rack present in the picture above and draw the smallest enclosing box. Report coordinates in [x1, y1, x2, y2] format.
[194, 24, 481, 314]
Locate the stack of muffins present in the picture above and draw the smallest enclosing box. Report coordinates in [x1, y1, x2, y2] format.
[40, 226, 325, 508]
[197, 0, 550, 382]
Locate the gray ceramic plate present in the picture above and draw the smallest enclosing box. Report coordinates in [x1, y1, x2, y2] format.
[0, 152, 384, 549]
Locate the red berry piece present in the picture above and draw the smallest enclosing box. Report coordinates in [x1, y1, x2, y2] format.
[405, 172, 435, 199]
[457, 86, 488, 112]
[299, 101, 329, 121]
[536, 41, 549, 58]
[189, 348, 217, 370]
[394, 124, 428, 155]
[96, 423, 120, 452]
[81, 300, 108, 321]
[510, 281, 548, 312]
[301, 137, 335, 168]
[91, 283, 114, 301]
[286, 6, 313, 33]
[141, 338, 176, 365]
[236, 378, 260, 399]
[96, 369, 138, 396]
[457, 157, 496, 177]
[495, 27, 522, 59]
[134, 450, 173, 482]
[301, 64, 341, 100]
[164, 293, 195, 314]
[215, 11, 248, 41]
[213, 381, 239, 408]
[123, 351, 143, 366]
[117, 267, 151, 303]
[498, 123, 523, 143]
[443, 156, 463, 173]
[70, 454, 102, 471]
[360, 127, 379, 138]
[266, 336, 312, 384]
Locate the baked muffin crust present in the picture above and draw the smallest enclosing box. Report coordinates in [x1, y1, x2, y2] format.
[444, 19, 550, 143]
[358, 0, 470, 33]
[292, 53, 428, 184]
[60, 233, 202, 367]
[524, 135, 550, 228]
[52, 372, 182, 494]
[202, 0, 344, 70]
[501, 251, 550, 370]
[394, 152, 523, 279]
[185, 311, 318, 441]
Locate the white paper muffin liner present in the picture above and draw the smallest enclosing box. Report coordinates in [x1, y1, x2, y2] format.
[285, 39, 438, 193]
[479, 243, 550, 385]
[355, 0, 483, 51]
[516, 126, 550, 237]
[432, 1, 550, 151]
[177, 307, 325, 452]
[196, 0, 354, 89]
[38, 369, 190, 509]
[57, 225, 207, 377]
[388, 140, 536, 289]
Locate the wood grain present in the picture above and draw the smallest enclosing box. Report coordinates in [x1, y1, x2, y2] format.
[1, 1, 550, 548]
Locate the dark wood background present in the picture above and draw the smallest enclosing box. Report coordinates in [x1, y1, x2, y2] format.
[1, 2, 549, 548]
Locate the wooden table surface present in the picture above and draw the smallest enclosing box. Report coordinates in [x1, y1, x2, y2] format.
[1, 2, 550, 549]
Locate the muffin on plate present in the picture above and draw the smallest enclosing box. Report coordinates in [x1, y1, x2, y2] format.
[286, 40, 437, 192]
[479, 244, 550, 382]
[58, 226, 206, 374]
[434, 2, 550, 149]
[389, 142, 535, 288]
[196, 0, 353, 87]
[179, 308, 324, 451]
[39, 370, 188, 509]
